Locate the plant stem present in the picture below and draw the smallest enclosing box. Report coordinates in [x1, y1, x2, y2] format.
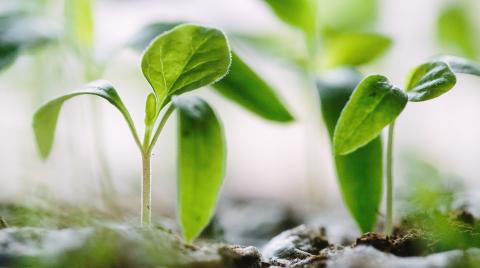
[141, 152, 152, 226]
[385, 121, 395, 236]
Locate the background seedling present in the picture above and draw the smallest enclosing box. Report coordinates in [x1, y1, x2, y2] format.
[333, 55, 480, 235]
[256, 0, 391, 232]
[33, 24, 232, 241]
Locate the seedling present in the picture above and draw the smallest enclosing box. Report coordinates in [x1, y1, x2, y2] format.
[333, 55, 480, 235]
[33, 24, 232, 241]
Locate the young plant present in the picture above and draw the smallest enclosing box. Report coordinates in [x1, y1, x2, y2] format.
[258, 0, 391, 233]
[333, 55, 480, 235]
[33, 24, 232, 242]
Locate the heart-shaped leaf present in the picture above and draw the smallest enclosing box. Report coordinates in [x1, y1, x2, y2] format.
[334, 75, 407, 155]
[322, 33, 392, 68]
[213, 52, 294, 122]
[141, 24, 231, 109]
[264, 0, 318, 39]
[33, 80, 139, 158]
[173, 96, 225, 242]
[436, 55, 480, 76]
[405, 61, 457, 102]
[318, 68, 383, 233]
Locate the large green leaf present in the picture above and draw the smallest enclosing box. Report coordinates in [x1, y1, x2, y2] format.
[405, 61, 457, 102]
[65, 0, 94, 51]
[334, 75, 407, 155]
[322, 33, 392, 68]
[0, 13, 54, 72]
[264, 0, 318, 39]
[437, 4, 477, 59]
[436, 55, 480, 76]
[318, 68, 382, 233]
[141, 24, 231, 109]
[33, 80, 139, 158]
[213, 52, 294, 122]
[173, 96, 226, 242]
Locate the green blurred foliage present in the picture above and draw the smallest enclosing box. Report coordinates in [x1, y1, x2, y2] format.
[437, 3, 478, 59]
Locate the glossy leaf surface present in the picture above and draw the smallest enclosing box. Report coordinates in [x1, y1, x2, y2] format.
[141, 24, 231, 108]
[33, 80, 137, 158]
[436, 55, 480, 76]
[213, 52, 294, 122]
[318, 68, 382, 232]
[173, 96, 225, 242]
[334, 75, 407, 155]
[405, 61, 456, 102]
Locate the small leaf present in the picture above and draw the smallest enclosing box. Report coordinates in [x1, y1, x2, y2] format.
[65, 0, 94, 51]
[213, 52, 294, 122]
[318, 68, 382, 233]
[173, 96, 225, 242]
[405, 61, 456, 102]
[334, 75, 407, 155]
[33, 80, 138, 158]
[322, 33, 392, 68]
[264, 0, 318, 39]
[128, 22, 181, 52]
[436, 55, 480, 76]
[141, 24, 231, 108]
[437, 4, 477, 59]
[144, 93, 157, 126]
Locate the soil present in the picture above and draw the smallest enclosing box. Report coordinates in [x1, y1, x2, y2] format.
[0, 202, 479, 268]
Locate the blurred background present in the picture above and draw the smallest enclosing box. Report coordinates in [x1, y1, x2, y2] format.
[1, 0, 480, 227]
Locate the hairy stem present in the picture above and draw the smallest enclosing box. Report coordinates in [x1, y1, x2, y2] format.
[141, 152, 152, 226]
[385, 121, 395, 235]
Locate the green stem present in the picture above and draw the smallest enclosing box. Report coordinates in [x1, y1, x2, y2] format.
[141, 152, 151, 226]
[385, 121, 395, 235]
[139, 104, 175, 226]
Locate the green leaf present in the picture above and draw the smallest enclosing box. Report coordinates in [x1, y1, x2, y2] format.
[334, 75, 407, 155]
[264, 0, 318, 39]
[436, 55, 480, 76]
[65, 0, 94, 51]
[405, 61, 457, 102]
[213, 52, 294, 122]
[318, 68, 382, 232]
[0, 13, 55, 72]
[128, 22, 181, 52]
[437, 4, 477, 59]
[322, 33, 392, 68]
[33, 80, 139, 158]
[173, 96, 226, 242]
[144, 93, 157, 126]
[232, 32, 308, 68]
[141, 24, 231, 109]
[319, 0, 378, 34]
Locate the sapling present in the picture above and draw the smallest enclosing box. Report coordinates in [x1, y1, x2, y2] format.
[333, 55, 480, 235]
[33, 24, 232, 241]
